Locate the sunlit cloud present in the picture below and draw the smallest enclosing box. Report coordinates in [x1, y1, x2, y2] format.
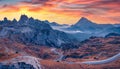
[0, 0, 119, 24]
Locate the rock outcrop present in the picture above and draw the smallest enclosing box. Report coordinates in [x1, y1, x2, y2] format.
[0, 15, 75, 48]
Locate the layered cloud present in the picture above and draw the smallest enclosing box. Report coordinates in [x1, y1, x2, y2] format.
[0, 0, 119, 24]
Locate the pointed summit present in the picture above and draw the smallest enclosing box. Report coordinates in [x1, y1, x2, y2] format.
[4, 17, 8, 21]
[19, 14, 28, 23]
[74, 17, 95, 27]
[28, 17, 34, 24]
[70, 17, 99, 31]
[1, 17, 11, 24]
[44, 20, 49, 23]
[29, 17, 34, 21]
[20, 14, 28, 20]
[77, 17, 93, 24]
[80, 17, 88, 21]
[79, 17, 90, 22]
[3, 17, 9, 23]
[12, 18, 17, 23]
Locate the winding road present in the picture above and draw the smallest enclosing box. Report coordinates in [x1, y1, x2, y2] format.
[51, 48, 120, 65]
[81, 53, 120, 64]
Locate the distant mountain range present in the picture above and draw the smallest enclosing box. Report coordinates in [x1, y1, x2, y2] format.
[0, 15, 120, 69]
[70, 17, 114, 32]
[0, 15, 77, 48]
[0, 15, 120, 46]
[49, 17, 120, 41]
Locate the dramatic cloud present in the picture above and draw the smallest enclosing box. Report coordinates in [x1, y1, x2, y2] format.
[0, 0, 119, 24]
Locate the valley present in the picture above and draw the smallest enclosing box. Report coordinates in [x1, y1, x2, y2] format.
[0, 15, 120, 69]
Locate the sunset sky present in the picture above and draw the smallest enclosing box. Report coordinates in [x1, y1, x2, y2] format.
[0, 0, 120, 24]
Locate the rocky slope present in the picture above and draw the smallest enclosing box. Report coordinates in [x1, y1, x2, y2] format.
[42, 36, 120, 69]
[0, 15, 76, 48]
[63, 36, 120, 60]
[0, 36, 120, 69]
[0, 15, 120, 69]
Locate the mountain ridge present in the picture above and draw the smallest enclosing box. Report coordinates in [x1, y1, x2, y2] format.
[0, 15, 77, 48]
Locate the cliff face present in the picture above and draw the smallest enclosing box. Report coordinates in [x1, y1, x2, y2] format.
[0, 15, 120, 69]
[0, 15, 75, 48]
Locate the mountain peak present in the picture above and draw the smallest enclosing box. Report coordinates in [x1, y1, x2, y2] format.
[44, 20, 49, 23]
[19, 14, 28, 23]
[20, 14, 28, 20]
[29, 17, 34, 21]
[12, 18, 17, 23]
[80, 17, 88, 20]
[74, 17, 95, 26]
[78, 17, 91, 23]
[4, 17, 8, 21]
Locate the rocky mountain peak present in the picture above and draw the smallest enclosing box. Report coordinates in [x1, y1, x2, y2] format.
[12, 18, 17, 23]
[19, 14, 28, 23]
[75, 17, 94, 26]
[80, 17, 88, 21]
[4, 17, 8, 21]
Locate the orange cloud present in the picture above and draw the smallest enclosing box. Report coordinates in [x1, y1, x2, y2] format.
[0, 0, 119, 24]
[0, 5, 20, 12]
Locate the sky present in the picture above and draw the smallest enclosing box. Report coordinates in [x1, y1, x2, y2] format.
[0, 0, 120, 24]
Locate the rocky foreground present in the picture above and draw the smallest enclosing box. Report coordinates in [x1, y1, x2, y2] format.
[0, 36, 120, 69]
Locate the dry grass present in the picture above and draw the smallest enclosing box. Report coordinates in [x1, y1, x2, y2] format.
[40, 59, 120, 69]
